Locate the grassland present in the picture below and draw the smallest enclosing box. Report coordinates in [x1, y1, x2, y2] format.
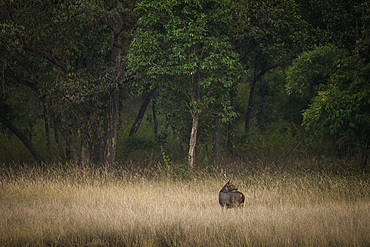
[0, 161, 369, 246]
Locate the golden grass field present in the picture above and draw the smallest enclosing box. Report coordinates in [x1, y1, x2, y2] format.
[0, 162, 369, 246]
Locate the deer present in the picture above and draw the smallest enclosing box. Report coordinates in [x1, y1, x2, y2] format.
[219, 180, 245, 208]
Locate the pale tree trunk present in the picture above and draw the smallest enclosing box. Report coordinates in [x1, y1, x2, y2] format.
[80, 118, 91, 166]
[188, 112, 199, 168]
[103, 15, 123, 167]
[104, 92, 119, 166]
[76, 105, 92, 166]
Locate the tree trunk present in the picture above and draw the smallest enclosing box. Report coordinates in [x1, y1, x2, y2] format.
[227, 90, 235, 157]
[152, 96, 158, 135]
[75, 104, 92, 166]
[188, 112, 199, 168]
[245, 76, 259, 133]
[44, 108, 51, 162]
[79, 116, 91, 166]
[227, 121, 234, 157]
[104, 92, 119, 167]
[212, 117, 220, 163]
[245, 64, 279, 133]
[52, 115, 66, 164]
[92, 131, 103, 165]
[102, 15, 124, 167]
[257, 82, 265, 132]
[57, 117, 81, 165]
[129, 88, 156, 136]
[0, 115, 44, 164]
[362, 137, 369, 171]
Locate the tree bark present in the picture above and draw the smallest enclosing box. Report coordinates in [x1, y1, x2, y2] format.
[44, 108, 51, 162]
[362, 137, 369, 171]
[56, 116, 81, 165]
[92, 130, 103, 165]
[152, 97, 159, 135]
[79, 113, 91, 166]
[245, 76, 259, 133]
[188, 112, 199, 168]
[102, 15, 124, 167]
[52, 116, 66, 164]
[104, 92, 119, 167]
[227, 121, 234, 157]
[129, 88, 157, 136]
[212, 116, 220, 163]
[257, 82, 265, 132]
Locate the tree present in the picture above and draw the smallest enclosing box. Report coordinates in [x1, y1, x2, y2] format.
[287, 0, 370, 166]
[128, 0, 241, 167]
[0, 0, 137, 165]
[232, 0, 307, 134]
[287, 45, 369, 164]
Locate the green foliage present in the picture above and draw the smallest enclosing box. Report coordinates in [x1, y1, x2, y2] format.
[128, 0, 243, 166]
[286, 45, 345, 96]
[234, 0, 308, 66]
[298, 0, 366, 51]
[128, 0, 242, 118]
[0, 0, 137, 164]
[287, 45, 370, 146]
[0, 0, 368, 166]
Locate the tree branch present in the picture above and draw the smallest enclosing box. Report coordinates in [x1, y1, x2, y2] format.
[255, 63, 280, 80]
[0, 114, 44, 164]
[23, 45, 67, 73]
[129, 87, 157, 136]
[5, 69, 39, 93]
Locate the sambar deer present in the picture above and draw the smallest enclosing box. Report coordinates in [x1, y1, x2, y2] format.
[219, 180, 245, 208]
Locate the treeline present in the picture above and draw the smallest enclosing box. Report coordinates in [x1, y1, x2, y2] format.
[0, 0, 369, 168]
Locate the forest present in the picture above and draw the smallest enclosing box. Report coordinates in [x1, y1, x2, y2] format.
[0, 0, 369, 169]
[1, 1, 369, 246]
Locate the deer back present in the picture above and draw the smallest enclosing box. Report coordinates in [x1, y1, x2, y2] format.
[219, 180, 245, 208]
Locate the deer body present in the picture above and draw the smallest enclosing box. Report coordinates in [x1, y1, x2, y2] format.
[219, 180, 245, 208]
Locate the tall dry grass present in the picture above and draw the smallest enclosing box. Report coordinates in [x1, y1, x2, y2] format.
[0, 162, 369, 246]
